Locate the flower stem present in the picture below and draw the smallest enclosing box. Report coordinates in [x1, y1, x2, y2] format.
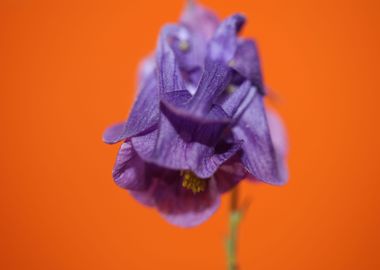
[226, 187, 243, 270]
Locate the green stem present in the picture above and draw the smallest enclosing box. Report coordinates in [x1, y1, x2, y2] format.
[226, 187, 243, 270]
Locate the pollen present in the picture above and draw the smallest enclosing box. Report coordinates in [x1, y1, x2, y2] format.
[179, 40, 190, 52]
[226, 84, 237, 94]
[181, 171, 207, 194]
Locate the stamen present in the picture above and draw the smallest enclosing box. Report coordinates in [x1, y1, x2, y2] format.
[181, 171, 207, 194]
[228, 59, 236, 68]
[226, 84, 237, 94]
[179, 41, 190, 52]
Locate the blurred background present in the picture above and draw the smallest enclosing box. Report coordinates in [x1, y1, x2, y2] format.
[1, 0, 379, 269]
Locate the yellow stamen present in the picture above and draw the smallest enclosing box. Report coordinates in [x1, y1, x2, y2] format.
[226, 84, 237, 94]
[179, 41, 190, 52]
[181, 171, 207, 194]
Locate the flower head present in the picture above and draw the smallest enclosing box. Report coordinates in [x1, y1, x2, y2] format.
[103, 1, 288, 227]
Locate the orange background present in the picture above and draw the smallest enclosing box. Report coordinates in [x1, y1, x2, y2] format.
[1, 0, 379, 269]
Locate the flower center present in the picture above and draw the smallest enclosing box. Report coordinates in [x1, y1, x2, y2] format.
[181, 171, 207, 194]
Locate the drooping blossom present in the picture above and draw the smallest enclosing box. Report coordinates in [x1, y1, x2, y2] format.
[103, 1, 288, 227]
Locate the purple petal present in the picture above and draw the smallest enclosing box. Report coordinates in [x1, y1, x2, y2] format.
[161, 83, 231, 124]
[179, 2, 221, 89]
[214, 156, 247, 193]
[190, 140, 242, 178]
[181, 1, 219, 40]
[129, 180, 158, 208]
[218, 80, 257, 119]
[267, 109, 288, 182]
[207, 14, 245, 62]
[130, 169, 221, 227]
[232, 39, 264, 94]
[131, 110, 242, 178]
[188, 60, 232, 114]
[164, 24, 203, 87]
[161, 89, 193, 108]
[156, 25, 185, 95]
[137, 55, 155, 89]
[188, 14, 245, 114]
[103, 122, 124, 144]
[156, 175, 221, 227]
[233, 94, 286, 185]
[179, 1, 219, 85]
[112, 141, 151, 191]
[160, 80, 257, 126]
[158, 15, 246, 117]
[102, 71, 159, 144]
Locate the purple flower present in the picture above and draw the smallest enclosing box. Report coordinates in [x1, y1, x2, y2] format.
[103, 2, 288, 227]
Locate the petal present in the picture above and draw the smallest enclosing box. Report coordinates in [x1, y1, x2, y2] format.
[232, 39, 264, 94]
[102, 72, 159, 144]
[218, 80, 257, 120]
[161, 89, 193, 107]
[159, 15, 246, 117]
[188, 60, 232, 114]
[189, 139, 242, 178]
[103, 122, 124, 144]
[179, 2, 220, 88]
[130, 169, 221, 227]
[207, 14, 245, 63]
[180, 1, 219, 82]
[214, 157, 247, 193]
[181, 1, 219, 40]
[188, 14, 246, 114]
[156, 25, 186, 95]
[161, 89, 230, 123]
[233, 94, 286, 185]
[131, 108, 242, 178]
[164, 24, 204, 85]
[156, 175, 221, 227]
[267, 109, 288, 182]
[129, 179, 158, 208]
[112, 141, 151, 191]
[137, 55, 155, 89]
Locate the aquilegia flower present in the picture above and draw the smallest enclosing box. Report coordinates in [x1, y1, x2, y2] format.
[103, 2, 288, 227]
